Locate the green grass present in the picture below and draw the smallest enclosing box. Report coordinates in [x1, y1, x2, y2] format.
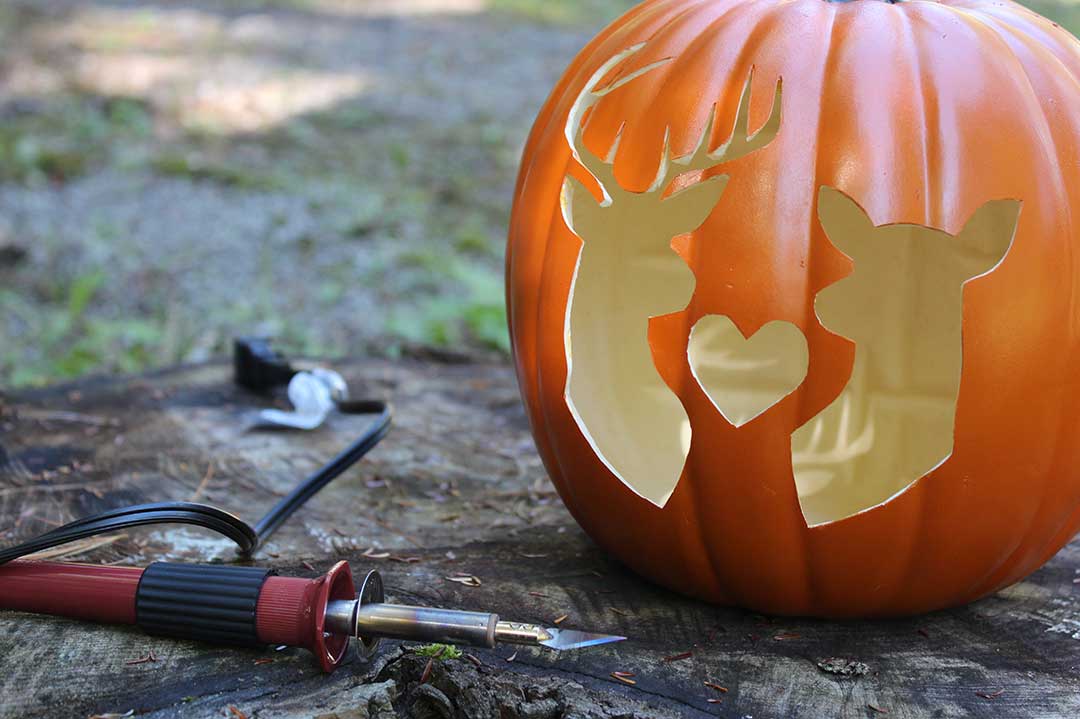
[0, 78, 512, 387]
[0, 271, 166, 387]
[151, 152, 278, 190]
[0, 95, 153, 185]
[384, 251, 509, 354]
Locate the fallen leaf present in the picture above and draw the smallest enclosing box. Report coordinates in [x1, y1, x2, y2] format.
[23, 534, 127, 562]
[124, 651, 157, 666]
[663, 651, 693, 662]
[445, 574, 482, 587]
[363, 548, 391, 559]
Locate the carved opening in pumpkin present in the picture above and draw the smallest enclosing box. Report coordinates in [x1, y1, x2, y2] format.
[793, 187, 1020, 526]
[560, 44, 782, 508]
[688, 315, 809, 428]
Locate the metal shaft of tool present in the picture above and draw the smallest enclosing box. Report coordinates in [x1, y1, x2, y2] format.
[325, 600, 551, 648]
[492, 620, 554, 646]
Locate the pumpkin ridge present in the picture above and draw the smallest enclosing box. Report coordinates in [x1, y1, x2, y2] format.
[536, 153, 587, 520]
[669, 0, 802, 606]
[647, 0, 762, 602]
[896, 0, 957, 615]
[513, 0, 692, 511]
[730, 0, 824, 611]
[933, 1, 1068, 605]
[889, 0, 933, 614]
[947, 6, 1077, 601]
[796, 0, 841, 613]
[905, 2, 949, 225]
[977, 2, 1080, 81]
[649, 0, 767, 155]
[529, 0, 705, 537]
[902, 0, 1070, 609]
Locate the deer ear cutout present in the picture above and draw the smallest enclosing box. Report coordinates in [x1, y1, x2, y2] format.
[955, 199, 1021, 274]
[561, 175, 606, 238]
[817, 185, 875, 261]
[661, 174, 730, 233]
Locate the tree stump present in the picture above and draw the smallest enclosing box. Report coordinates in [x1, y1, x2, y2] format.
[1, 360, 1078, 718]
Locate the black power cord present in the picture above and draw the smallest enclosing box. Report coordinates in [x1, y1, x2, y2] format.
[252, 399, 390, 542]
[0, 341, 392, 566]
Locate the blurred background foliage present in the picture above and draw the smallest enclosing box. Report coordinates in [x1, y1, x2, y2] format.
[0, 0, 1075, 387]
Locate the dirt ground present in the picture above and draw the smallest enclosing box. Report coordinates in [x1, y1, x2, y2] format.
[0, 0, 637, 387]
[0, 0, 1077, 388]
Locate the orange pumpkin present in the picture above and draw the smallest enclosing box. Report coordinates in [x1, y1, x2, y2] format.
[506, 0, 1080, 616]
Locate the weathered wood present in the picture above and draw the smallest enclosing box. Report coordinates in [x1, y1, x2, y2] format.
[1, 359, 1079, 718]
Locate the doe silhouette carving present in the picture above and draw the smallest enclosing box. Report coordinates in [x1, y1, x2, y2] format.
[561, 43, 781, 506]
[793, 187, 1020, 525]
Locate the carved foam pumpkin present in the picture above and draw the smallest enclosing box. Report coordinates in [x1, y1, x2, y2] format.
[506, 0, 1080, 616]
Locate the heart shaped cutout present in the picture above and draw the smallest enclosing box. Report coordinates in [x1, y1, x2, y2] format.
[688, 315, 808, 427]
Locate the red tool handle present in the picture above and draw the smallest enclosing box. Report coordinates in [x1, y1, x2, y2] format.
[255, 560, 357, 671]
[0, 559, 357, 672]
[0, 560, 143, 624]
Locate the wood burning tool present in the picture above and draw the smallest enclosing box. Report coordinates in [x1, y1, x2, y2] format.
[0, 559, 625, 671]
[0, 339, 625, 671]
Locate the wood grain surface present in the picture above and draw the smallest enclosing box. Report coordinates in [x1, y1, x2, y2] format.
[1, 360, 1078, 718]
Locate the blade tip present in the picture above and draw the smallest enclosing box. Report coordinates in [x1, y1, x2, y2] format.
[540, 630, 628, 650]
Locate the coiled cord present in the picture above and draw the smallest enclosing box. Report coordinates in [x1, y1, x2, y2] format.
[0, 400, 391, 566]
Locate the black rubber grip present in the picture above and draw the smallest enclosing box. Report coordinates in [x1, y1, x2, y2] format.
[136, 563, 274, 646]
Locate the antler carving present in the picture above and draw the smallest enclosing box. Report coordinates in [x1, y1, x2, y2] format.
[564, 43, 670, 202]
[565, 43, 782, 203]
[650, 70, 782, 194]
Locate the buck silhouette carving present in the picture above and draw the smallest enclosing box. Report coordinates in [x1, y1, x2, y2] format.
[790, 187, 1020, 525]
[561, 44, 781, 506]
